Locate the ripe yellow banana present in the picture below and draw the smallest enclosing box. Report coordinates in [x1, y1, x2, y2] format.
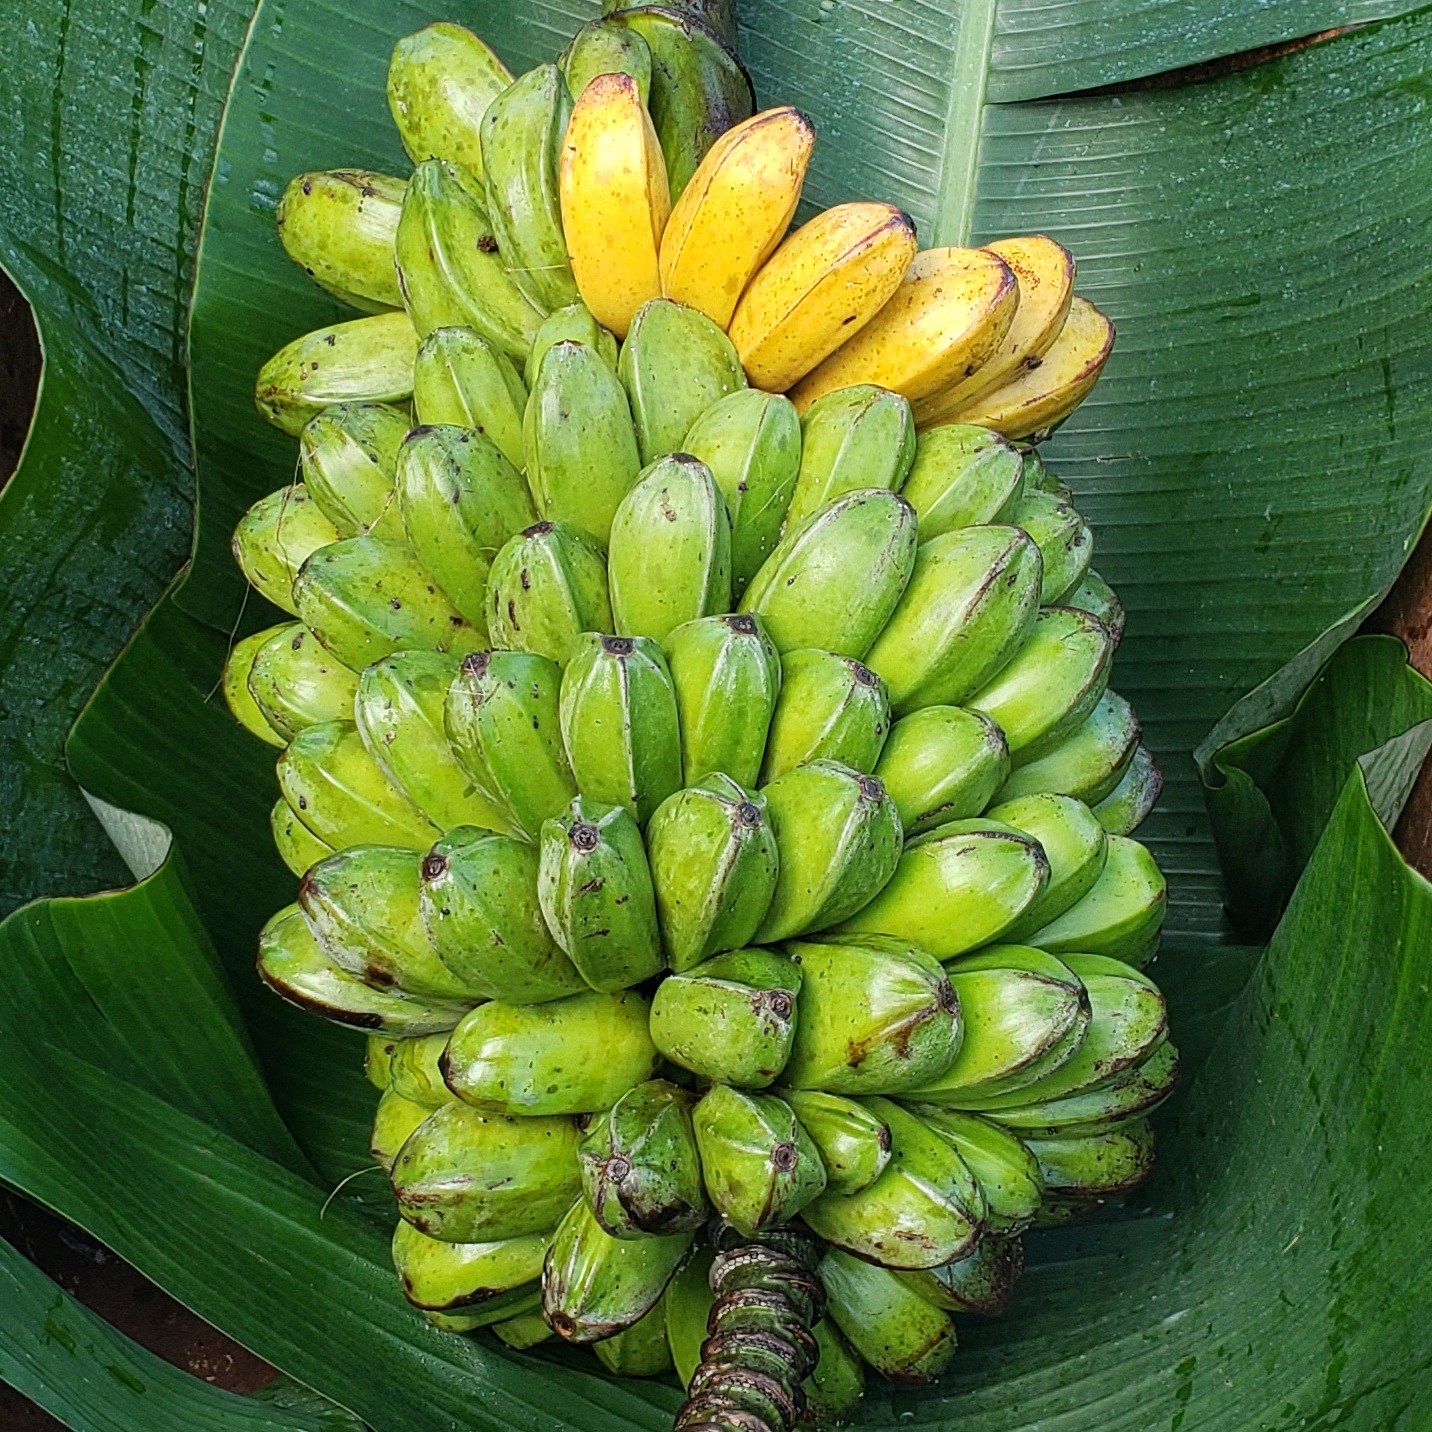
[728, 201, 917, 393]
[913, 234, 1075, 428]
[924, 295, 1114, 439]
[559, 72, 671, 339]
[790, 246, 1018, 412]
[659, 106, 816, 330]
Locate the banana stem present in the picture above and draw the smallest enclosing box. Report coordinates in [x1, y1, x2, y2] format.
[674, 1220, 825, 1432]
[605, 0, 740, 51]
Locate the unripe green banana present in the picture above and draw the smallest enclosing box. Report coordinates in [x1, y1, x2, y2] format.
[683, 389, 802, 601]
[647, 774, 779, 970]
[257, 904, 471, 1035]
[692, 1085, 827, 1236]
[387, 22, 513, 178]
[873, 706, 1008, 836]
[544, 1198, 693, 1342]
[739, 489, 918, 660]
[593, 1299, 676, 1376]
[993, 689, 1139, 807]
[480, 65, 581, 313]
[579, 1079, 708, 1237]
[485, 520, 613, 665]
[270, 798, 334, 876]
[524, 340, 642, 546]
[394, 159, 543, 358]
[490, 1309, 554, 1349]
[391, 1101, 584, 1243]
[371, 1089, 435, 1171]
[838, 818, 1047, 958]
[619, 299, 746, 463]
[276, 721, 440, 851]
[384, 1032, 453, 1109]
[760, 650, 891, 783]
[411, 327, 527, 470]
[392, 1219, 547, 1323]
[355, 651, 515, 835]
[248, 623, 361, 742]
[232, 485, 343, 615]
[820, 1248, 957, 1384]
[293, 537, 485, 672]
[802, 1317, 865, 1424]
[900, 423, 1025, 539]
[780, 1089, 891, 1196]
[222, 627, 287, 747]
[1093, 743, 1163, 835]
[650, 946, 801, 1087]
[968, 606, 1114, 762]
[538, 796, 665, 991]
[664, 1245, 716, 1386]
[664, 613, 781, 789]
[366, 1033, 397, 1089]
[444, 990, 660, 1115]
[1066, 567, 1126, 643]
[785, 385, 916, 533]
[298, 401, 408, 538]
[1012, 486, 1093, 604]
[276, 170, 406, 313]
[987, 792, 1109, 941]
[780, 937, 961, 1095]
[1024, 1119, 1156, 1209]
[755, 762, 903, 943]
[561, 18, 654, 107]
[254, 312, 419, 435]
[802, 1098, 983, 1269]
[444, 650, 577, 840]
[419, 827, 584, 1002]
[912, 1108, 1043, 1234]
[863, 524, 1043, 715]
[559, 634, 683, 824]
[608, 455, 732, 642]
[895, 1235, 1023, 1317]
[1017, 834, 1166, 966]
[298, 845, 477, 1000]
[525, 302, 620, 388]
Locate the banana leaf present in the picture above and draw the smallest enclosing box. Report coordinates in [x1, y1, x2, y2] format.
[2, 0, 1432, 1428]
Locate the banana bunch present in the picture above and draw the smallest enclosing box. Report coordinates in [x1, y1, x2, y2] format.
[229, 7, 1173, 1428]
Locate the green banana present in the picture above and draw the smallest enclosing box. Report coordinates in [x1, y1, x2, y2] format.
[895, 1235, 1024, 1317]
[968, 606, 1114, 762]
[1019, 446, 1057, 492]
[384, 1033, 455, 1109]
[411, 327, 527, 471]
[900, 423, 1025, 539]
[365, 1033, 397, 1090]
[444, 990, 660, 1115]
[418, 827, 585, 1002]
[254, 312, 420, 435]
[444, 649, 577, 840]
[691, 1085, 827, 1236]
[604, 0, 738, 49]
[608, 454, 732, 642]
[1025, 1119, 1157, 1209]
[619, 299, 746, 463]
[371, 1089, 435, 1171]
[646, 774, 779, 971]
[820, 1248, 957, 1384]
[682, 388, 802, 600]
[480, 65, 580, 313]
[298, 401, 408, 538]
[392, 1219, 547, 1322]
[559, 634, 683, 824]
[525, 302, 620, 388]
[232, 485, 342, 615]
[802, 1317, 865, 1426]
[537, 796, 665, 991]
[579, 1079, 709, 1237]
[593, 1299, 676, 1376]
[391, 1101, 584, 1242]
[755, 761, 902, 943]
[269, 798, 333, 876]
[222, 627, 287, 747]
[394, 159, 543, 357]
[276, 721, 440, 852]
[785, 385, 916, 532]
[256, 904, 471, 1035]
[664, 613, 781, 789]
[992, 689, 1139, 807]
[276, 169, 406, 313]
[650, 946, 801, 1087]
[913, 1108, 1043, 1234]
[874, 705, 1009, 836]
[292, 536, 485, 671]
[490, 1309, 554, 1349]
[988, 792, 1109, 941]
[543, 1198, 693, 1342]
[1012, 486, 1093, 604]
[781, 937, 961, 1095]
[760, 649, 891, 783]
[1066, 567, 1126, 643]
[780, 1089, 890, 1196]
[524, 339, 643, 546]
[561, 18, 654, 107]
[485, 520, 614, 665]
[802, 1097, 983, 1269]
[1093, 743, 1163, 835]
[739, 489, 919, 660]
[863, 524, 1043, 715]
[664, 1245, 715, 1386]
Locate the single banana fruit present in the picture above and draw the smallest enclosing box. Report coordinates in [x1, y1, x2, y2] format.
[275, 169, 405, 313]
[411, 327, 528, 472]
[298, 401, 408, 540]
[560, 19, 653, 109]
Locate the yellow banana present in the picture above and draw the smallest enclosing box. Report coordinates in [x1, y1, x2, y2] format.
[658, 106, 816, 330]
[559, 72, 671, 339]
[925, 295, 1114, 439]
[729, 202, 918, 393]
[913, 234, 1075, 428]
[790, 246, 1018, 412]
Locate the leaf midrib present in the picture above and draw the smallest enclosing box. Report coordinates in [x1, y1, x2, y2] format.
[934, 0, 999, 247]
